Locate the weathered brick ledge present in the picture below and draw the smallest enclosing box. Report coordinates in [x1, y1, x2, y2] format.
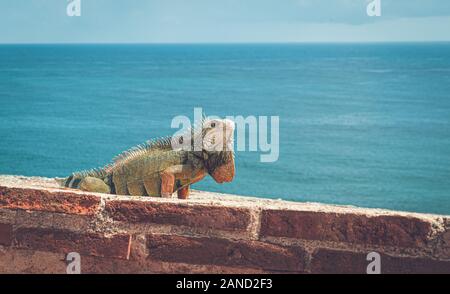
[0, 175, 449, 274]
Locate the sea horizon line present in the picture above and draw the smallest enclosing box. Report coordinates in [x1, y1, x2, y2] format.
[1, 41, 450, 46]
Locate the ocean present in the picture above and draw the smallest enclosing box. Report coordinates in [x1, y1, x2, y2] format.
[1, 43, 449, 215]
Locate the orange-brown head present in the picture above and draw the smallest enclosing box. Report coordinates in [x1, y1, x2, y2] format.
[201, 118, 235, 183]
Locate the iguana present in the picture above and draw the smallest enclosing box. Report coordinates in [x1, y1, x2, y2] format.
[59, 118, 235, 199]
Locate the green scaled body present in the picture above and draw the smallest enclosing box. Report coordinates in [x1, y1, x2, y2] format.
[111, 149, 204, 196]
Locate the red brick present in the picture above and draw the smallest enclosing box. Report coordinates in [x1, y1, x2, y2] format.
[146, 234, 306, 272]
[260, 210, 432, 247]
[437, 218, 450, 258]
[0, 186, 100, 215]
[14, 228, 131, 259]
[79, 256, 270, 274]
[0, 223, 12, 246]
[105, 200, 251, 232]
[0, 248, 67, 274]
[311, 248, 450, 274]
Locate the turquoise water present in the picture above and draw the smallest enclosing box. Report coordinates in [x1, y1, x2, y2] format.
[1, 43, 450, 214]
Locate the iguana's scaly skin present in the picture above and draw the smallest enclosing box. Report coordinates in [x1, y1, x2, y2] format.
[60, 119, 235, 199]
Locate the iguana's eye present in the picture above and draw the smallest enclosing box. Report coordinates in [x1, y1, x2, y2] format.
[179, 136, 183, 144]
[211, 122, 216, 128]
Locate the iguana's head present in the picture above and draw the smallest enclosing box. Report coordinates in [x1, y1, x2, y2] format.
[200, 118, 235, 183]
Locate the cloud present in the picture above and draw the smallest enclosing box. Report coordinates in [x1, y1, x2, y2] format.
[1, 0, 450, 43]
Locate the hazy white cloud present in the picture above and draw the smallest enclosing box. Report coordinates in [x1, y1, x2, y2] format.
[1, 0, 450, 43]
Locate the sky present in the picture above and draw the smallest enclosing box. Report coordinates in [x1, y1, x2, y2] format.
[1, 0, 450, 43]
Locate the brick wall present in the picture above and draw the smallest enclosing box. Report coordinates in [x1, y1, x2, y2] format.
[0, 175, 449, 274]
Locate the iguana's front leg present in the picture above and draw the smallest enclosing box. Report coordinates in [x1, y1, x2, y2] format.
[160, 164, 206, 199]
[176, 170, 206, 199]
[160, 171, 175, 198]
[177, 186, 190, 199]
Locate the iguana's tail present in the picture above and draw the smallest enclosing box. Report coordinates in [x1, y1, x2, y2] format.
[57, 169, 111, 194]
[59, 173, 87, 189]
[55, 177, 67, 187]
